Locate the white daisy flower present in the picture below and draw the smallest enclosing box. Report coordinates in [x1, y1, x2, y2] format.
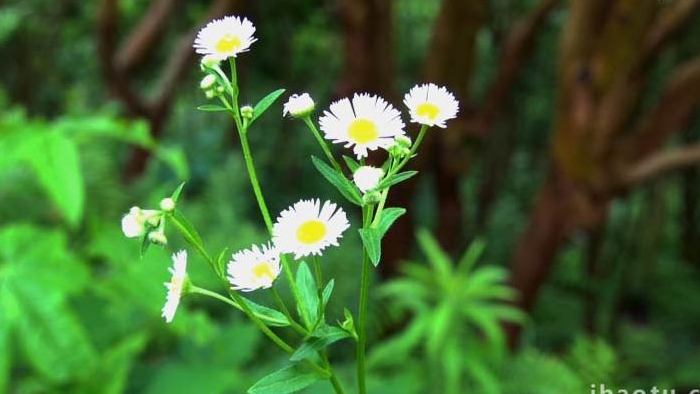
[353, 166, 384, 193]
[121, 207, 160, 238]
[319, 93, 405, 159]
[403, 83, 459, 128]
[163, 250, 188, 323]
[193, 16, 257, 60]
[283, 93, 315, 118]
[227, 243, 281, 292]
[273, 199, 350, 259]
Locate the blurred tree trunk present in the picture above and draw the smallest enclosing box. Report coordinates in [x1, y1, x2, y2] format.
[336, 0, 395, 98]
[507, 0, 700, 346]
[97, 0, 237, 180]
[383, 0, 560, 276]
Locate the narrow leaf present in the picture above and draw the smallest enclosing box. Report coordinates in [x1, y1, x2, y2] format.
[417, 229, 453, 277]
[239, 296, 290, 327]
[359, 228, 381, 266]
[342, 155, 360, 172]
[376, 171, 418, 190]
[197, 104, 228, 112]
[375, 207, 406, 237]
[311, 156, 362, 205]
[170, 182, 186, 202]
[251, 88, 286, 124]
[321, 279, 334, 308]
[295, 262, 319, 329]
[247, 364, 321, 394]
[168, 211, 206, 255]
[290, 327, 350, 361]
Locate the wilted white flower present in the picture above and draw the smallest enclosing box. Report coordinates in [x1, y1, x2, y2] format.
[227, 243, 281, 292]
[273, 199, 350, 259]
[403, 83, 459, 128]
[319, 93, 405, 159]
[162, 250, 188, 323]
[353, 166, 384, 193]
[283, 93, 315, 118]
[194, 16, 257, 60]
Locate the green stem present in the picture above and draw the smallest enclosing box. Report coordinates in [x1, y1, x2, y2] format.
[191, 286, 293, 353]
[271, 287, 307, 335]
[323, 354, 346, 394]
[302, 116, 342, 173]
[356, 205, 372, 394]
[395, 125, 429, 172]
[226, 59, 302, 311]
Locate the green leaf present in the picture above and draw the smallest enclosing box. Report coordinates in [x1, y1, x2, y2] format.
[170, 182, 186, 202]
[248, 364, 322, 394]
[290, 326, 350, 362]
[83, 334, 148, 394]
[236, 296, 290, 327]
[250, 88, 286, 124]
[416, 229, 453, 278]
[311, 155, 362, 205]
[154, 145, 189, 179]
[28, 133, 84, 227]
[295, 262, 319, 329]
[321, 279, 334, 308]
[376, 171, 418, 190]
[342, 155, 360, 172]
[216, 246, 230, 277]
[375, 207, 406, 237]
[6, 282, 96, 382]
[168, 211, 208, 259]
[197, 104, 228, 112]
[0, 309, 10, 392]
[359, 228, 382, 266]
[340, 308, 357, 338]
[457, 238, 486, 274]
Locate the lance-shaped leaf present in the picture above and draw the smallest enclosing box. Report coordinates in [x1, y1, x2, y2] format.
[311, 156, 362, 205]
[247, 364, 322, 394]
[250, 89, 286, 124]
[359, 228, 382, 266]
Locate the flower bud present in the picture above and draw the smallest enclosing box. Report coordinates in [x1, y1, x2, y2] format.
[240, 105, 254, 120]
[283, 93, 315, 118]
[362, 191, 382, 205]
[148, 230, 168, 245]
[200, 55, 221, 71]
[200, 74, 217, 90]
[205, 89, 216, 99]
[395, 135, 412, 148]
[353, 166, 384, 193]
[160, 197, 175, 212]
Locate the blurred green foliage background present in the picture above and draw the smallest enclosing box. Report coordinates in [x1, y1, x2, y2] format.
[1, 0, 700, 393]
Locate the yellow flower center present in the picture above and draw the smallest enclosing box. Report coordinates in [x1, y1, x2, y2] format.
[416, 102, 440, 120]
[348, 118, 379, 144]
[296, 220, 327, 245]
[252, 262, 275, 280]
[216, 34, 242, 53]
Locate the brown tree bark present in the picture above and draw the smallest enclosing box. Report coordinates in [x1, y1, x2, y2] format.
[336, 0, 395, 99]
[507, 0, 700, 346]
[97, 0, 237, 180]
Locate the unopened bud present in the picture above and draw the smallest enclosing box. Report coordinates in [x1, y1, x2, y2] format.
[362, 191, 382, 205]
[395, 135, 412, 148]
[148, 230, 168, 245]
[200, 55, 221, 71]
[160, 197, 175, 212]
[240, 105, 254, 120]
[200, 74, 217, 90]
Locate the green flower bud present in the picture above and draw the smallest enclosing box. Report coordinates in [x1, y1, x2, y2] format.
[395, 135, 412, 148]
[362, 191, 382, 205]
[200, 55, 221, 71]
[240, 105, 254, 120]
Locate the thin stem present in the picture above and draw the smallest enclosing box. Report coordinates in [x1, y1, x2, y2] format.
[323, 354, 346, 394]
[356, 205, 372, 394]
[302, 116, 342, 173]
[271, 287, 307, 335]
[191, 286, 293, 353]
[395, 125, 429, 172]
[226, 59, 302, 310]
